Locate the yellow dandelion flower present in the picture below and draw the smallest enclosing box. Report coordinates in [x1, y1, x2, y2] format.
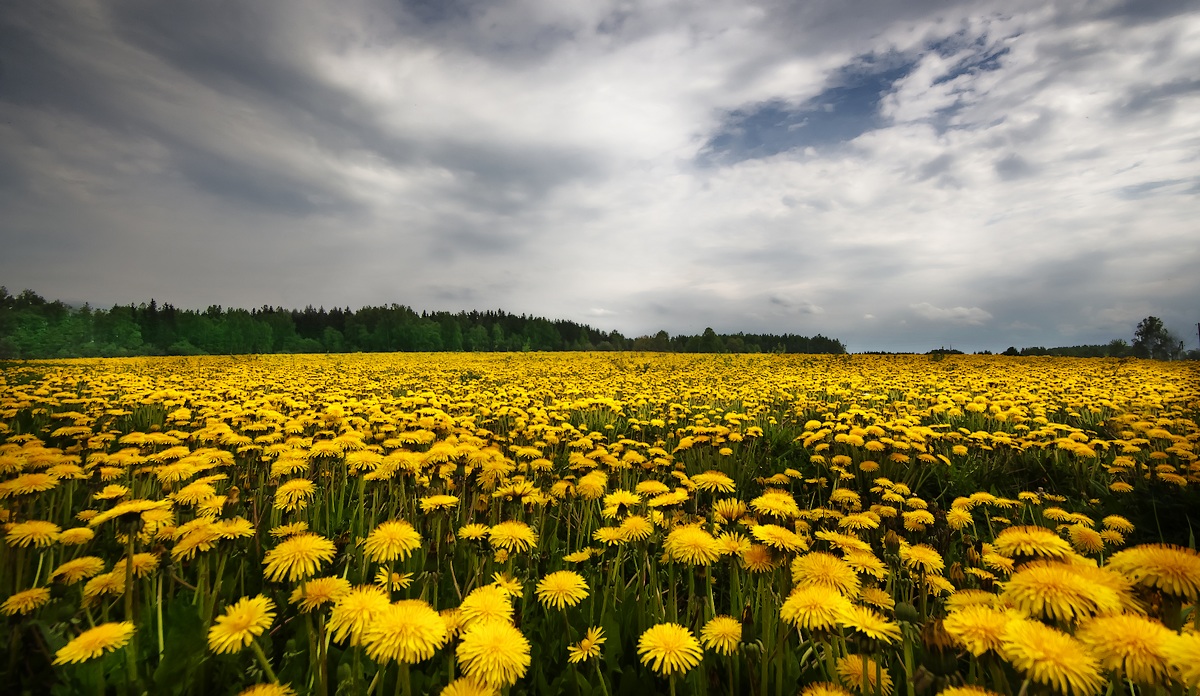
[237, 684, 298, 696]
[488, 521, 537, 553]
[50, 556, 107, 584]
[664, 525, 722, 566]
[741, 544, 776, 573]
[800, 683, 853, 696]
[362, 599, 448, 664]
[836, 604, 901, 643]
[58, 527, 95, 545]
[1000, 619, 1104, 695]
[207, 595, 275, 654]
[900, 544, 944, 575]
[943, 605, 1018, 656]
[1106, 544, 1200, 601]
[460, 585, 514, 626]
[290, 576, 352, 612]
[458, 523, 490, 541]
[262, 533, 336, 583]
[53, 622, 135, 664]
[329, 585, 391, 645]
[637, 623, 703, 676]
[836, 654, 892, 696]
[270, 521, 309, 538]
[792, 552, 861, 596]
[780, 586, 853, 631]
[751, 524, 808, 553]
[1001, 560, 1124, 622]
[419, 494, 459, 512]
[6, 520, 61, 547]
[439, 677, 495, 696]
[700, 615, 742, 655]
[1075, 614, 1172, 685]
[749, 490, 801, 519]
[1, 587, 51, 615]
[618, 515, 654, 542]
[457, 620, 531, 687]
[992, 526, 1072, 560]
[1066, 524, 1104, 555]
[490, 572, 521, 596]
[1165, 632, 1200, 687]
[364, 520, 422, 563]
[536, 571, 589, 610]
[567, 626, 606, 664]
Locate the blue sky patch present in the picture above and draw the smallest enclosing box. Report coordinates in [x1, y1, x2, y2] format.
[699, 54, 915, 165]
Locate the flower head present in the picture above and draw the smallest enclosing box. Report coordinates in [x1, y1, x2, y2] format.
[457, 620, 531, 687]
[637, 623, 703, 676]
[1, 587, 51, 615]
[1076, 614, 1172, 685]
[836, 654, 892, 695]
[460, 585, 514, 626]
[536, 571, 589, 610]
[329, 586, 390, 645]
[208, 595, 276, 654]
[791, 552, 860, 596]
[567, 626, 606, 663]
[50, 556, 107, 584]
[1106, 543, 1200, 601]
[263, 533, 336, 583]
[6, 520, 61, 547]
[700, 616, 742, 655]
[53, 622, 135, 664]
[780, 586, 853, 631]
[664, 525, 722, 566]
[364, 520, 422, 563]
[488, 521, 537, 553]
[362, 599, 448, 664]
[999, 619, 1104, 696]
[290, 576, 352, 612]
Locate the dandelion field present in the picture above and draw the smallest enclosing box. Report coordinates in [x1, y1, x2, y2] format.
[1, 352, 1199, 696]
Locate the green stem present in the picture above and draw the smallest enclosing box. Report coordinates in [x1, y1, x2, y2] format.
[250, 638, 279, 684]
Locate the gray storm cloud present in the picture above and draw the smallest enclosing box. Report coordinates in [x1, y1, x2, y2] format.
[0, 0, 1197, 352]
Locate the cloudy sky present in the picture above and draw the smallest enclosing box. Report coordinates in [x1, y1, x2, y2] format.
[1, 0, 1197, 352]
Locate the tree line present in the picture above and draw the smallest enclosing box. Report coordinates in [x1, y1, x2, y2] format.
[0, 288, 847, 359]
[998, 316, 1196, 360]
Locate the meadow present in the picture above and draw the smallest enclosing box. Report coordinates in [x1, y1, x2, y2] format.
[1, 352, 1198, 696]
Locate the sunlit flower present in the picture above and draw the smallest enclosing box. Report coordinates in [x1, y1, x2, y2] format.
[364, 520, 422, 563]
[1076, 614, 1172, 685]
[262, 533, 336, 582]
[457, 620, 531, 687]
[362, 599, 448, 664]
[208, 595, 275, 654]
[1, 587, 51, 615]
[567, 626, 606, 663]
[536, 571, 589, 610]
[54, 622, 135, 664]
[999, 619, 1104, 696]
[836, 654, 892, 696]
[488, 521, 537, 553]
[51, 556, 107, 585]
[780, 586, 853, 631]
[637, 623, 703, 676]
[700, 615, 742, 655]
[290, 576, 352, 612]
[6, 520, 61, 547]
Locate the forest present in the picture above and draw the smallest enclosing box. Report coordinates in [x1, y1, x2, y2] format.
[0, 288, 847, 358]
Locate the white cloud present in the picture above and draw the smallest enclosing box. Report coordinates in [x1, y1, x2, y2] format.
[1, 0, 1198, 352]
[910, 303, 994, 325]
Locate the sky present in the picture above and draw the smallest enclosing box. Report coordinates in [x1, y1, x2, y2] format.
[1, 0, 1198, 353]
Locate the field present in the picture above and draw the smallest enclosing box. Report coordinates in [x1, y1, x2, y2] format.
[1, 352, 1198, 696]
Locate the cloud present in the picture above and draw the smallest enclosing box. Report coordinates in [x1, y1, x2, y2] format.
[1, 0, 1198, 353]
[910, 303, 994, 325]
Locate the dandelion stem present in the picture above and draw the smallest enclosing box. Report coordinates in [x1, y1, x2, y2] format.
[250, 637, 278, 684]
